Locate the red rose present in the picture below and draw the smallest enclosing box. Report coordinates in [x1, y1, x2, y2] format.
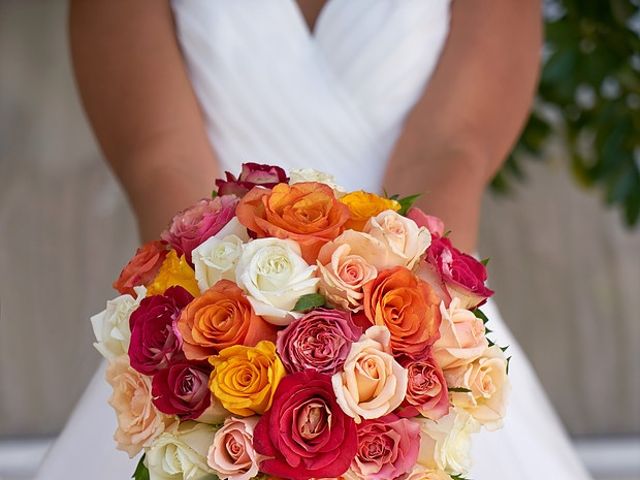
[128, 286, 193, 375]
[161, 195, 238, 264]
[397, 355, 449, 421]
[113, 240, 168, 296]
[151, 358, 212, 420]
[421, 236, 494, 309]
[215, 163, 289, 197]
[352, 414, 421, 480]
[253, 371, 358, 480]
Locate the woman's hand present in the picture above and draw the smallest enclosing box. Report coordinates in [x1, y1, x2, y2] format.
[69, 0, 219, 241]
[385, 0, 542, 252]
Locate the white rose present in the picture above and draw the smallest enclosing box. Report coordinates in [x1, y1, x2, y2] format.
[415, 409, 480, 476]
[192, 218, 249, 291]
[146, 421, 217, 480]
[90, 286, 145, 361]
[289, 168, 346, 195]
[235, 237, 318, 325]
[332, 326, 408, 423]
[444, 346, 511, 430]
[364, 210, 431, 270]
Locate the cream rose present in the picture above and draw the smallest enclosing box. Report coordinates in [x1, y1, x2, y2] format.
[105, 356, 176, 457]
[91, 286, 145, 361]
[289, 168, 346, 194]
[432, 298, 489, 370]
[235, 237, 319, 325]
[406, 467, 454, 480]
[444, 346, 510, 430]
[332, 326, 408, 423]
[364, 210, 431, 270]
[146, 421, 218, 480]
[207, 417, 260, 480]
[192, 218, 249, 291]
[415, 409, 480, 476]
[316, 243, 378, 311]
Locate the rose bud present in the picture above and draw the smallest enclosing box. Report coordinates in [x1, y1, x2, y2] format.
[151, 358, 212, 420]
[128, 286, 193, 375]
[254, 371, 358, 480]
[419, 236, 494, 310]
[352, 414, 421, 480]
[276, 308, 361, 375]
[397, 355, 449, 421]
[113, 240, 168, 296]
[215, 162, 289, 197]
[161, 195, 238, 264]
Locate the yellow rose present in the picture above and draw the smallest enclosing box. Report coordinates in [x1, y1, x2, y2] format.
[339, 191, 400, 231]
[209, 341, 285, 416]
[146, 250, 200, 297]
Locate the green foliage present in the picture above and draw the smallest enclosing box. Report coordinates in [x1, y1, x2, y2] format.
[495, 0, 640, 226]
[132, 455, 150, 480]
[448, 387, 472, 393]
[292, 293, 327, 312]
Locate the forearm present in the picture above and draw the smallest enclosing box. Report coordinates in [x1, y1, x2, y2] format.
[69, 0, 218, 242]
[385, 0, 542, 252]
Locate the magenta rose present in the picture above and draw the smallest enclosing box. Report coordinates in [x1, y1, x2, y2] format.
[215, 163, 289, 197]
[352, 414, 421, 480]
[406, 207, 445, 238]
[151, 358, 212, 420]
[253, 371, 358, 480]
[421, 236, 494, 309]
[160, 195, 238, 264]
[128, 286, 193, 375]
[276, 308, 361, 375]
[397, 355, 449, 420]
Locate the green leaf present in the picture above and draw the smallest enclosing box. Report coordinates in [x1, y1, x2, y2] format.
[448, 387, 472, 393]
[211, 189, 218, 199]
[451, 475, 471, 480]
[132, 455, 150, 480]
[397, 194, 421, 215]
[506, 356, 513, 375]
[472, 308, 490, 324]
[292, 293, 327, 312]
[480, 258, 490, 266]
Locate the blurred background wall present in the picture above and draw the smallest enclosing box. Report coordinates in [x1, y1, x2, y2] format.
[0, 0, 638, 476]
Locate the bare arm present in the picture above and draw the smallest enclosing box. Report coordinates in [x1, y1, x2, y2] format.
[69, 0, 219, 241]
[385, 0, 542, 252]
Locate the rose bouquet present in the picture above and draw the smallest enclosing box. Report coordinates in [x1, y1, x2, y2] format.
[91, 163, 510, 480]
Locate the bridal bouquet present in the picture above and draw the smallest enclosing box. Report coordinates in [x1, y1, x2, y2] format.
[91, 164, 510, 480]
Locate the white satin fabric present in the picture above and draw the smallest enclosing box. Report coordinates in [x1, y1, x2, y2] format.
[36, 1, 591, 478]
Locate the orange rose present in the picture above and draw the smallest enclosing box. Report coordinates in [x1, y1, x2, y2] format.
[236, 182, 350, 263]
[363, 266, 441, 358]
[113, 241, 168, 296]
[177, 280, 276, 360]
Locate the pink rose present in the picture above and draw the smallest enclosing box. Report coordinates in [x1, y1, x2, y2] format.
[128, 286, 193, 375]
[215, 163, 289, 197]
[276, 308, 361, 375]
[351, 414, 420, 480]
[161, 195, 238, 264]
[420, 237, 494, 309]
[398, 355, 449, 421]
[406, 208, 445, 238]
[207, 417, 261, 480]
[151, 358, 212, 420]
[254, 371, 358, 480]
[106, 356, 176, 457]
[432, 298, 489, 370]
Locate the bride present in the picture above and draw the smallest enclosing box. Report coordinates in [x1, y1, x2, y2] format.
[37, 0, 591, 478]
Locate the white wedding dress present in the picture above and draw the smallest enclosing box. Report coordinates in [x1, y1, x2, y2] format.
[36, 1, 592, 479]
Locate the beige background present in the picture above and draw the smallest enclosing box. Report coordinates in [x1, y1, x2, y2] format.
[1, 0, 639, 438]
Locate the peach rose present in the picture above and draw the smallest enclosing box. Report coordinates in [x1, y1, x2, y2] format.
[432, 298, 488, 370]
[406, 467, 453, 480]
[236, 182, 350, 263]
[444, 346, 510, 430]
[364, 210, 431, 270]
[208, 416, 261, 480]
[105, 356, 176, 458]
[331, 326, 408, 423]
[177, 279, 276, 360]
[317, 243, 378, 312]
[362, 266, 441, 359]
